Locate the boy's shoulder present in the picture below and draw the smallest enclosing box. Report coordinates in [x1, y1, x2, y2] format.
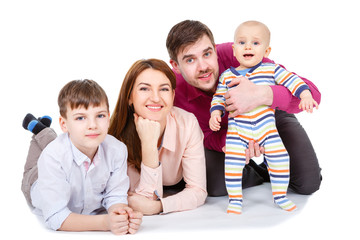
[101, 134, 127, 152]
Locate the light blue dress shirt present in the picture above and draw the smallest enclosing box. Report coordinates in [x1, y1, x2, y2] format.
[31, 133, 129, 230]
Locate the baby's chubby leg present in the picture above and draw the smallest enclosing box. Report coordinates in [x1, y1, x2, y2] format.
[224, 137, 247, 214]
[264, 139, 296, 212]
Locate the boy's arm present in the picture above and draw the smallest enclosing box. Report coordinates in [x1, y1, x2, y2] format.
[59, 203, 129, 235]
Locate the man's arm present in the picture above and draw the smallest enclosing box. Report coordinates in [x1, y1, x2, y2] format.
[224, 59, 321, 116]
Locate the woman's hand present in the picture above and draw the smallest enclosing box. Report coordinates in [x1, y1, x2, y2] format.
[133, 113, 161, 169]
[128, 192, 163, 215]
[133, 113, 161, 145]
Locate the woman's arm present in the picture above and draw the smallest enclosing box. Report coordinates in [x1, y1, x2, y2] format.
[160, 114, 207, 214]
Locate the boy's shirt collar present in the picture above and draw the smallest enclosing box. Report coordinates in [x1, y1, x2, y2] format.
[68, 134, 102, 171]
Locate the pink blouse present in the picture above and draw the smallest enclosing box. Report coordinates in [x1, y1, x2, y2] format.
[127, 107, 207, 214]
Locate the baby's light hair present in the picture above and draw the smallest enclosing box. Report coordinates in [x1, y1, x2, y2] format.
[234, 20, 271, 46]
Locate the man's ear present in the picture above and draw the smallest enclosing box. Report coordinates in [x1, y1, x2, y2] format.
[59, 116, 68, 133]
[264, 46, 272, 58]
[170, 59, 181, 74]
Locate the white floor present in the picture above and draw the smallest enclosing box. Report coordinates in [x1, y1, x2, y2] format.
[11, 181, 357, 240]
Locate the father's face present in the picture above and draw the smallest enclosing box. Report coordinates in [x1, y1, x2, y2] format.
[170, 35, 219, 94]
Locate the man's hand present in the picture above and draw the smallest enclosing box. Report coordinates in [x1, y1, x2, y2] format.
[245, 140, 264, 164]
[224, 76, 273, 117]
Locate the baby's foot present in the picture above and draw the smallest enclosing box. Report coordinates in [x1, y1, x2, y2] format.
[274, 196, 297, 212]
[227, 199, 242, 214]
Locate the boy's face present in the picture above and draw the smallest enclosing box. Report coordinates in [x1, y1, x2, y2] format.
[170, 34, 219, 94]
[59, 102, 110, 159]
[232, 24, 271, 70]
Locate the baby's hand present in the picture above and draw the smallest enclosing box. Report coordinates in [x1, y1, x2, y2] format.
[209, 111, 222, 131]
[299, 90, 319, 113]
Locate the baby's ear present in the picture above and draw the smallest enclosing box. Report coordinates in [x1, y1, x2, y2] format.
[264, 46, 272, 58]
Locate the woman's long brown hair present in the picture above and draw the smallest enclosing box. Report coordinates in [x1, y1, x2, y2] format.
[108, 59, 176, 172]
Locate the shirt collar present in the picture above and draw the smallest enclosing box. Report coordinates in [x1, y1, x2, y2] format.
[160, 108, 176, 152]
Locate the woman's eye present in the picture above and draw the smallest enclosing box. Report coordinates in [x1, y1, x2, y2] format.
[139, 87, 149, 91]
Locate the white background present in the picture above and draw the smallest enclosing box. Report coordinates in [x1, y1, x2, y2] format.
[1, 0, 359, 239]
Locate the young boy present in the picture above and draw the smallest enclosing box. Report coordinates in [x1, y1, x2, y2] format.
[209, 21, 318, 214]
[21, 79, 142, 234]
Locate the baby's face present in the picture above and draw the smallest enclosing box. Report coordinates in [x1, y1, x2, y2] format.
[232, 23, 271, 70]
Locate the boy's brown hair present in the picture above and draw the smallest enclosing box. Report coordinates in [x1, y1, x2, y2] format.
[166, 20, 215, 62]
[58, 79, 109, 118]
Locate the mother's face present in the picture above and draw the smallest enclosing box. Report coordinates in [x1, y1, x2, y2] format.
[129, 68, 175, 125]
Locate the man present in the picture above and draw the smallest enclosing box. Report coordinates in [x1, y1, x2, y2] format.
[166, 20, 321, 196]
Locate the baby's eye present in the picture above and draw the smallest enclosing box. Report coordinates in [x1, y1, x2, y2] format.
[239, 41, 245, 45]
[253, 41, 260, 46]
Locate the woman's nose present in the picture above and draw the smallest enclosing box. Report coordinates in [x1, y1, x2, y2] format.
[150, 90, 160, 102]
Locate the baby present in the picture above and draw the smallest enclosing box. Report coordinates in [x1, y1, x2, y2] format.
[209, 20, 318, 214]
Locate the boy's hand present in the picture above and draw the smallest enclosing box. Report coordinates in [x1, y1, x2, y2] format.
[126, 207, 143, 234]
[299, 90, 319, 113]
[209, 110, 222, 131]
[107, 206, 129, 235]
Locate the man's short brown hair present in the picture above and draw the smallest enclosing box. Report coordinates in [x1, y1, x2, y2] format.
[166, 20, 215, 62]
[58, 79, 109, 118]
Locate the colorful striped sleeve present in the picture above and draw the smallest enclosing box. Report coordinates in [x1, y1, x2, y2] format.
[210, 71, 227, 115]
[274, 64, 309, 98]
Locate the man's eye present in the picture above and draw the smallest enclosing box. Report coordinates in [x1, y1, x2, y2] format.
[187, 58, 194, 63]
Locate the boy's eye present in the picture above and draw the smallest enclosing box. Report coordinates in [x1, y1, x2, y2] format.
[76, 116, 85, 121]
[97, 114, 106, 118]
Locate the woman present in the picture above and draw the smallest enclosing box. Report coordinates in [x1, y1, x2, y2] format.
[108, 59, 207, 215]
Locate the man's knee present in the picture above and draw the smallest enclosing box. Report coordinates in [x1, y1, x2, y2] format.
[290, 170, 322, 195]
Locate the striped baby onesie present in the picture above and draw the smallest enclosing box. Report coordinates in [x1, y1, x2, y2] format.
[211, 62, 309, 214]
